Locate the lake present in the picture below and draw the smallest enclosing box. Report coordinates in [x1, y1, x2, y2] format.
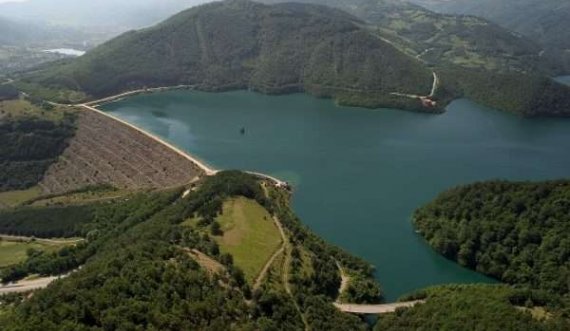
[43, 48, 86, 57]
[102, 91, 570, 300]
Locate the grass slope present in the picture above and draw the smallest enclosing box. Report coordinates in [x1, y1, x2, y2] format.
[0, 239, 73, 268]
[0, 186, 42, 209]
[214, 197, 281, 283]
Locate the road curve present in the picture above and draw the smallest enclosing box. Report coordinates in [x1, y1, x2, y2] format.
[334, 300, 424, 314]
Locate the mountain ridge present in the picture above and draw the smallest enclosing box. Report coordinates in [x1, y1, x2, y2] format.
[16, 0, 436, 111]
[12, 0, 570, 116]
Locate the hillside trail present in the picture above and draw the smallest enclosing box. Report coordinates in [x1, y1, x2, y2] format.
[252, 219, 285, 291]
[0, 235, 84, 245]
[335, 261, 351, 303]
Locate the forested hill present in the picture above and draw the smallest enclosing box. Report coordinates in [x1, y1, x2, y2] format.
[423, 0, 570, 51]
[14, 0, 434, 111]
[0, 171, 380, 330]
[414, 180, 570, 295]
[261, 0, 565, 75]
[13, 0, 570, 116]
[375, 285, 570, 331]
[0, 100, 76, 192]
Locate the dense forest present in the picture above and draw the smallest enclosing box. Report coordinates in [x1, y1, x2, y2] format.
[426, 0, 570, 51]
[262, 0, 563, 75]
[0, 204, 93, 238]
[11, 0, 427, 110]
[0, 102, 76, 191]
[15, 0, 570, 117]
[414, 180, 570, 295]
[0, 171, 379, 330]
[375, 285, 570, 331]
[436, 67, 570, 117]
[15, 0, 433, 111]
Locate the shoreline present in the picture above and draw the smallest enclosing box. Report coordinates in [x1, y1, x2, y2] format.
[81, 104, 217, 176]
[84, 85, 196, 107]
[80, 103, 288, 187]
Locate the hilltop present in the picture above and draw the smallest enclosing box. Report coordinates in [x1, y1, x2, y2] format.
[15, 0, 435, 111]
[420, 0, 570, 52]
[261, 0, 564, 75]
[0, 171, 381, 330]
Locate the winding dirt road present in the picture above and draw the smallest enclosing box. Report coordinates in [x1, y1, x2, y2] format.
[0, 235, 84, 245]
[252, 217, 286, 291]
[0, 275, 67, 295]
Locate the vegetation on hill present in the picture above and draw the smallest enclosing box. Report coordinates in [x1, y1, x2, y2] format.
[16, 0, 569, 116]
[262, 0, 563, 75]
[426, 0, 570, 51]
[436, 67, 570, 117]
[0, 100, 76, 191]
[0, 204, 93, 238]
[261, 0, 570, 116]
[375, 284, 570, 331]
[0, 237, 77, 268]
[15, 0, 436, 111]
[0, 171, 380, 330]
[414, 180, 570, 295]
[209, 197, 281, 283]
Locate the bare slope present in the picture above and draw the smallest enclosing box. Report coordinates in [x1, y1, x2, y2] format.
[40, 109, 203, 194]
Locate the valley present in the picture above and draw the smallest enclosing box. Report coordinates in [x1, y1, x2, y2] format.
[0, 0, 569, 330]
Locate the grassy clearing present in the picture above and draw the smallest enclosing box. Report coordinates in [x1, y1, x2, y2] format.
[0, 186, 42, 209]
[0, 99, 69, 122]
[214, 197, 281, 283]
[0, 238, 74, 268]
[516, 306, 553, 320]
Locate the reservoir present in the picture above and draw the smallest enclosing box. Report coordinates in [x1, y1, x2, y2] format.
[102, 91, 570, 300]
[42, 48, 86, 57]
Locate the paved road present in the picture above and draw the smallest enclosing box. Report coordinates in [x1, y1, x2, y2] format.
[0, 235, 83, 245]
[334, 300, 424, 314]
[429, 72, 439, 97]
[0, 276, 62, 294]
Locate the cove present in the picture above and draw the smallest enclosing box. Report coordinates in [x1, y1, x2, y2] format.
[102, 91, 570, 301]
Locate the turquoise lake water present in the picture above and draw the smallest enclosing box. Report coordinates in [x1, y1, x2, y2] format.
[102, 90, 570, 300]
